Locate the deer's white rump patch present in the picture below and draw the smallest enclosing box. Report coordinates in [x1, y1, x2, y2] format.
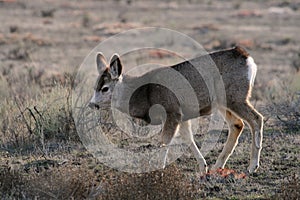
[247, 56, 257, 87]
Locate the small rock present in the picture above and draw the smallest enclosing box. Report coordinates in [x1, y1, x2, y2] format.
[268, 7, 293, 15]
[9, 25, 19, 33]
[41, 8, 56, 17]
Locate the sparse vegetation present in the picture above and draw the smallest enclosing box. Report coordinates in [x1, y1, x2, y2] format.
[0, 0, 299, 199]
[277, 174, 300, 200]
[265, 76, 300, 132]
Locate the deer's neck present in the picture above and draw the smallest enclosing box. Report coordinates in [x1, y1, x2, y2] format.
[111, 75, 141, 114]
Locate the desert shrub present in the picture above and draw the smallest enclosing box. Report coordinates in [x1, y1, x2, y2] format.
[271, 95, 300, 132]
[97, 164, 199, 200]
[0, 166, 26, 199]
[0, 76, 78, 153]
[25, 85, 78, 142]
[0, 98, 35, 151]
[265, 76, 300, 132]
[25, 164, 99, 199]
[0, 163, 101, 200]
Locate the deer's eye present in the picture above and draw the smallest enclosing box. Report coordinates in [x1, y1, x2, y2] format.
[101, 87, 109, 93]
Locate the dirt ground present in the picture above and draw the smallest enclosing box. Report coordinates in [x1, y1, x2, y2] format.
[0, 0, 299, 199]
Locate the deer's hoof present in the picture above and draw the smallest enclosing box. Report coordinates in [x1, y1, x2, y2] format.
[199, 164, 208, 177]
[248, 164, 259, 174]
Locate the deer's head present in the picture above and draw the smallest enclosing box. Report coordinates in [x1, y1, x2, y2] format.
[89, 53, 123, 109]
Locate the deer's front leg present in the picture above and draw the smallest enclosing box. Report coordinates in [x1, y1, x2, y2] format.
[161, 112, 181, 145]
[161, 112, 181, 168]
[179, 120, 208, 176]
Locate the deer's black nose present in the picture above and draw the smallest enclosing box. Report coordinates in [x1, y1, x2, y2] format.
[88, 102, 100, 110]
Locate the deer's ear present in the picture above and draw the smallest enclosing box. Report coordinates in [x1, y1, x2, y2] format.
[96, 52, 107, 74]
[109, 53, 123, 79]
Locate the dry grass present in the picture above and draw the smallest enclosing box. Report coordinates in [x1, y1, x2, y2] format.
[0, 64, 78, 153]
[0, 58, 299, 200]
[0, 163, 100, 199]
[272, 173, 300, 200]
[264, 77, 300, 132]
[0, 1, 299, 198]
[97, 164, 199, 200]
[25, 165, 97, 199]
[0, 165, 26, 199]
[0, 63, 202, 199]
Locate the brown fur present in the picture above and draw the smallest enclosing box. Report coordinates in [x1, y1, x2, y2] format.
[123, 46, 255, 145]
[90, 46, 264, 174]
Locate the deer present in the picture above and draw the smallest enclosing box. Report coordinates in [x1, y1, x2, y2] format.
[88, 46, 264, 176]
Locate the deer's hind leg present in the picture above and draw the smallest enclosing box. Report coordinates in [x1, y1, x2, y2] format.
[229, 101, 264, 173]
[212, 108, 244, 170]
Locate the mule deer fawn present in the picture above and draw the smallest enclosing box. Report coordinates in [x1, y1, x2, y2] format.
[89, 46, 264, 175]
